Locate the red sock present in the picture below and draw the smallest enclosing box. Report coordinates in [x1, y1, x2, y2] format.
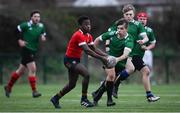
[7, 72, 20, 91]
[28, 76, 37, 92]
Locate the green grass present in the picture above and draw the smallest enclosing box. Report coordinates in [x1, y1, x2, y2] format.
[0, 83, 180, 112]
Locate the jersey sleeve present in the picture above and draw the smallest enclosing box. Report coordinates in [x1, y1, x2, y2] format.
[17, 22, 27, 32]
[138, 23, 146, 37]
[77, 33, 87, 46]
[125, 36, 134, 50]
[148, 29, 156, 44]
[100, 31, 116, 41]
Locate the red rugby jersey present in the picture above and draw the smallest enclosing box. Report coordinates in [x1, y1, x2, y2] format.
[65, 29, 94, 58]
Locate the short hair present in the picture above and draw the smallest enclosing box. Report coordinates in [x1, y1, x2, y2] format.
[116, 18, 128, 29]
[77, 16, 90, 25]
[122, 4, 135, 14]
[30, 10, 40, 17]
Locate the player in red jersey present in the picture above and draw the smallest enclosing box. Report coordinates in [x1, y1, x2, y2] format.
[50, 16, 109, 109]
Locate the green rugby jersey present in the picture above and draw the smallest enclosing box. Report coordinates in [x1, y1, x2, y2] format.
[17, 20, 46, 52]
[108, 20, 146, 57]
[135, 26, 156, 57]
[100, 30, 134, 69]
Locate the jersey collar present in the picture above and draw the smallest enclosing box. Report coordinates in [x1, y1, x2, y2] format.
[79, 29, 89, 36]
[130, 19, 135, 23]
[79, 29, 83, 34]
[29, 20, 33, 25]
[117, 33, 128, 39]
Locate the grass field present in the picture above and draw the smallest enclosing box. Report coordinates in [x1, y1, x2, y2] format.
[0, 83, 180, 112]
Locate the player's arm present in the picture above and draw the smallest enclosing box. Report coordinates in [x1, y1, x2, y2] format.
[81, 44, 108, 64]
[41, 34, 46, 42]
[137, 34, 149, 45]
[116, 47, 132, 62]
[16, 24, 27, 47]
[116, 36, 134, 62]
[89, 44, 108, 56]
[141, 29, 156, 50]
[40, 24, 47, 42]
[90, 35, 108, 56]
[141, 43, 155, 50]
[137, 23, 149, 45]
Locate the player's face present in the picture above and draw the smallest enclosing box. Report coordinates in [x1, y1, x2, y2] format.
[81, 19, 91, 33]
[31, 13, 40, 24]
[137, 17, 147, 26]
[117, 24, 127, 37]
[123, 10, 135, 22]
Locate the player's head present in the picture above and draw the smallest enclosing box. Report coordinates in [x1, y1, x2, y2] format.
[116, 18, 128, 37]
[77, 16, 91, 33]
[137, 12, 148, 26]
[30, 10, 41, 24]
[122, 4, 135, 22]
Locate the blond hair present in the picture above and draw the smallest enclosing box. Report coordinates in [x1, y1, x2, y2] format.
[122, 4, 135, 14]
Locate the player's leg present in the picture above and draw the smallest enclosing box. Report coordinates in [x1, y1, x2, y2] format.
[4, 64, 26, 97]
[113, 57, 135, 98]
[92, 80, 105, 94]
[132, 55, 160, 102]
[75, 63, 94, 107]
[26, 61, 41, 98]
[51, 69, 79, 109]
[92, 80, 106, 106]
[93, 68, 116, 106]
[50, 57, 80, 109]
[140, 66, 160, 102]
[105, 68, 116, 106]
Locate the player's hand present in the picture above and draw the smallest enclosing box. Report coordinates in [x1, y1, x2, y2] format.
[18, 39, 27, 47]
[41, 35, 46, 41]
[141, 45, 147, 50]
[137, 40, 144, 45]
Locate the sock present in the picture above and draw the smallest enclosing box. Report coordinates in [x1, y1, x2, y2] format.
[106, 81, 114, 102]
[54, 93, 61, 100]
[28, 76, 37, 92]
[94, 81, 106, 102]
[146, 91, 153, 97]
[117, 70, 129, 81]
[7, 72, 20, 91]
[94, 80, 105, 94]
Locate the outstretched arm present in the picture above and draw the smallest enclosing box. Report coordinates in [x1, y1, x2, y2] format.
[137, 34, 149, 45]
[93, 35, 108, 56]
[81, 44, 108, 64]
[89, 44, 108, 56]
[141, 43, 155, 50]
[116, 47, 132, 62]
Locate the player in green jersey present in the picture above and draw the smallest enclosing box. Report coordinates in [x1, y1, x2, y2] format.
[112, 5, 160, 102]
[93, 4, 160, 102]
[4, 10, 46, 98]
[92, 18, 134, 106]
[137, 11, 156, 77]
